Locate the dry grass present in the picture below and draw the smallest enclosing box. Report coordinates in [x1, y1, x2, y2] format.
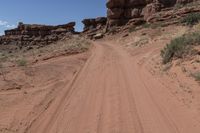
[161, 31, 200, 64]
[0, 36, 91, 66]
[192, 72, 200, 81]
[16, 59, 27, 66]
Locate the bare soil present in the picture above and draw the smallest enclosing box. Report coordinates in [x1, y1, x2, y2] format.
[0, 25, 200, 133]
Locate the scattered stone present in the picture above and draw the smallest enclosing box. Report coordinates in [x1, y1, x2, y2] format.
[93, 33, 104, 39]
[122, 33, 129, 37]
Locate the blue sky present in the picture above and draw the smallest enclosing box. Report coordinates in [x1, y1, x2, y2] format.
[0, 0, 107, 35]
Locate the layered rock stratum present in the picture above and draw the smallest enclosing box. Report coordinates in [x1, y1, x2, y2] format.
[0, 22, 75, 47]
[106, 0, 197, 26]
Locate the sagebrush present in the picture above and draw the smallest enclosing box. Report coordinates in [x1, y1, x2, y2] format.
[192, 72, 200, 81]
[161, 32, 200, 64]
[17, 59, 27, 66]
[181, 13, 200, 26]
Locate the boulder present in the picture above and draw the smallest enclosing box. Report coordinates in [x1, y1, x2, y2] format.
[107, 8, 124, 19]
[124, 8, 143, 19]
[142, 3, 162, 20]
[93, 33, 104, 39]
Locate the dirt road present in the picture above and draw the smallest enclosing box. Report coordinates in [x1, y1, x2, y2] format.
[27, 41, 200, 133]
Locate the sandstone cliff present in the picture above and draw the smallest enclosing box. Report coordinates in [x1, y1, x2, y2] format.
[82, 17, 107, 39]
[82, 17, 107, 32]
[0, 22, 76, 48]
[106, 0, 197, 26]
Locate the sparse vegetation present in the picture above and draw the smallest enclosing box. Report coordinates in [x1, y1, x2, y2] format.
[142, 23, 151, 28]
[16, 59, 27, 66]
[0, 63, 6, 81]
[109, 27, 118, 34]
[141, 22, 165, 29]
[173, 3, 183, 10]
[161, 31, 200, 64]
[129, 26, 137, 33]
[0, 53, 8, 62]
[67, 41, 90, 53]
[150, 22, 164, 29]
[181, 13, 200, 26]
[192, 72, 200, 81]
[162, 63, 172, 72]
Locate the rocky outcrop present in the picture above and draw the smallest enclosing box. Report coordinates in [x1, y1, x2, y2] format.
[82, 17, 107, 32]
[147, 5, 200, 22]
[82, 17, 107, 39]
[4, 22, 75, 36]
[106, 0, 197, 26]
[0, 22, 76, 47]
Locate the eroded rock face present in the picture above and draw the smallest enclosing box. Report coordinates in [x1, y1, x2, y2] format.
[81, 17, 107, 39]
[0, 22, 76, 47]
[106, 0, 196, 26]
[4, 22, 75, 36]
[177, 0, 194, 4]
[82, 17, 107, 32]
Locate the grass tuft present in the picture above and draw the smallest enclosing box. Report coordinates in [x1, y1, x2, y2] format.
[161, 31, 200, 64]
[192, 72, 200, 81]
[16, 59, 27, 66]
[181, 13, 200, 26]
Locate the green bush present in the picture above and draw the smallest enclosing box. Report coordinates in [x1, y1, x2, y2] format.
[161, 32, 200, 64]
[0, 63, 6, 81]
[181, 13, 200, 26]
[151, 22, 164, 29]
[0, 54, 8, 62]
[174, 3, 184, 10]
[142, 23, 151, 28]
[129, 26, 137, 33]
[16, 59, 27, 66]
[192, 72, 200, 81]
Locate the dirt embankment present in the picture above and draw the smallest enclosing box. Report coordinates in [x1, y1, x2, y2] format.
[113, 23, 200, 117]
[0, 20, 200, 133]
[0, 36, 91, 133]
[25, 39, 200, 133]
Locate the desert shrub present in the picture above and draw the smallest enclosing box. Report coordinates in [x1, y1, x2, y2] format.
[174, 3, 183, 10]
[109, 27, 117, 34]
[67, 41, 90, 52]
[142, 23, 151, 28]
[161, 32, 200, 64]
[181, 13, 200, 26]
[192, 72, 200, 81]
[16, 59, 27, 66]
[0, 63, 6, 81]
[0, 53, 8, 62]
[129, 26, 137, 33]
[150, 22, 164, 29]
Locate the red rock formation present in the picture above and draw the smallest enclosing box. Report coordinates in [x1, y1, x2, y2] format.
[106, 0, 197, 26]
[0, 22, 76, 47]
[4, 22, 75, 36]
[82, 17, 107, 32]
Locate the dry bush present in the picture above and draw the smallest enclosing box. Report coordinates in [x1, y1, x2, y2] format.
[161, 31, 200, 64]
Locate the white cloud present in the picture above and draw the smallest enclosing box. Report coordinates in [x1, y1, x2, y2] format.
[0, 20, 16, 33]
[0, 20, 8, 26]
[5, 24, 16, 29]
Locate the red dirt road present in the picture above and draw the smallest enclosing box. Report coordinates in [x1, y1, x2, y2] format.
[27, 41, 200, 133]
